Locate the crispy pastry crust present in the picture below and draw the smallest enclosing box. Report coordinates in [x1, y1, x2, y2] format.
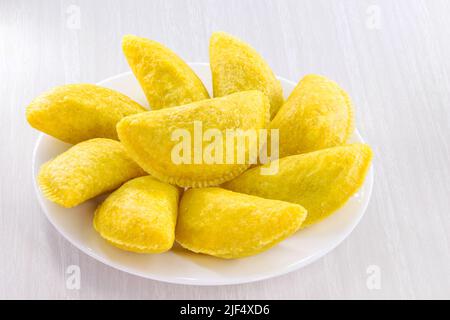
[270, 74, 354, 157]
[176, 188, 307, 259]
[223, 144, 373, 227]
[26, 84, 146, 144]
[38, 138, 145, 208]
[93, 176, 181, 253]
[210, 31, 284, 118]
[117, 91, 270, 188]
[122, 34, 209, 109]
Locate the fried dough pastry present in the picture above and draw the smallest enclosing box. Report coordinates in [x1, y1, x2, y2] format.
[122, 34, 209, 109]
[93, 176, 181, 253]
[176, 188, 307, 259]
[117, 91, 270, 188]
[210, 31, 283, 118]
[38, 138, 145, 208]
[223, 144, 372, 227]
[270, 74, 354, 157]
[26, 84, 146, 144]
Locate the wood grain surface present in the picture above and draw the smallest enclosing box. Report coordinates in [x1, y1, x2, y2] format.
[0, 0, 449, 299]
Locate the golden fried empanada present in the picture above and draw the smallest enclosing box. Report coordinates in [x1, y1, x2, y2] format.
[210, 32, 283, 118]
[26, 84, 146, 144]
[176, 188, 307, 259]
[38, 138, 145, 208]
[93, 176, 181, 253]
[122, 35, 209, 109]
[270, 74, 354, 157]
[117, 91, 270, 188]
[223, 144, 372, 227]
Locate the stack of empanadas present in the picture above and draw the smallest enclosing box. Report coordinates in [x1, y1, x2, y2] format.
[27, 32, 372, 259]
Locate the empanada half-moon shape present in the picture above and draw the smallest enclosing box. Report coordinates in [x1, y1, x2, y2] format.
[117, 91, 270, 188]
[176, 188, 307, 259]
[38, 138, 145, 208]
[122, 34, 209, 110]
[223, 144, 372, 227]
[93, 176, 181, 253]
[210, 31, 284, 118]
[270, 74, 354, 157]
[26, 84, 146, 144]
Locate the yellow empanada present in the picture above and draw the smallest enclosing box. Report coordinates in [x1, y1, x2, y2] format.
[176, 188, 307, 259]
[26, 84, 146, 144]
[93, 176, 181, 253]
[117, 91, 270, 188]
[210, 32, 283, 118]
[270, 74, 354, 157]
[122, 35, 209, 110]
[38, 138, 145, 208]
[223, 144, 372, 227]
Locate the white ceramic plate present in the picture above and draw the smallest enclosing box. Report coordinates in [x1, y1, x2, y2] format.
[32, 63, 374, 286]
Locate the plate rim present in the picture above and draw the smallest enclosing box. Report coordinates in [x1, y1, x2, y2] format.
[31, 63, 374, 286]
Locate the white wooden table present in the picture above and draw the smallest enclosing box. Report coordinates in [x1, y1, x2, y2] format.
[1, 0, 449, 299]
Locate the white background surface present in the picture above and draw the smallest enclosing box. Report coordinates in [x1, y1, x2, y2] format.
[0, 0, 449, 299]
